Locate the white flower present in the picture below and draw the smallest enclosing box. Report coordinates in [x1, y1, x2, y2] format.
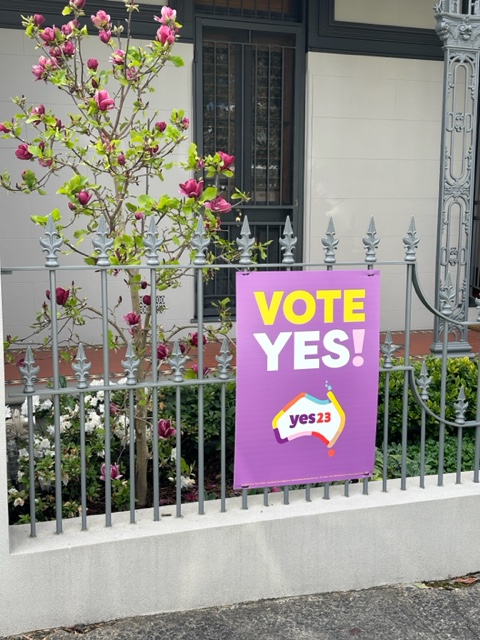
[33, 437, 51, 458]
[170, 447, 177, 462]
[18, 448, 29, 460]
[17, 471, 24, 482]
[59, 416, 72, 433]
[180, 476, 195, 489]
[85, 411, 102, 432]
[14, 497, 25, 508]
[70, 404, 80, 418]
[47, 425, 55, 435]
[8, 487, 18, 496]
[5, 405, 12, 419]
[40, 399, 53, 411]
[21, 395, 40, 416]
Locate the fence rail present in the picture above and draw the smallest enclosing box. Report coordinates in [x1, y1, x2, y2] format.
[3, 213, 480, 538]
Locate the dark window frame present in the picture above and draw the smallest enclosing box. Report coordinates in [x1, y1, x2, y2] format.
[308, 0, 443, 60]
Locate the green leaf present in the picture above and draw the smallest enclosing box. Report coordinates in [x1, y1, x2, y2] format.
[31, 215, 48, 226]
[201, 187, 217, 202]
[169, 55, 184, 68]
[62, 6, 73, 15]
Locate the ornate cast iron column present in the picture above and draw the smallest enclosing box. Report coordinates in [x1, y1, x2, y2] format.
[431, 0, 480, 354]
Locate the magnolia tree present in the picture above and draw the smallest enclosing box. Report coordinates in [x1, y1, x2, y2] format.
[0, 0, 250, 507]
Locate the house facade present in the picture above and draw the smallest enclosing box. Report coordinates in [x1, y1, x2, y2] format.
[0, 1, 451, 342]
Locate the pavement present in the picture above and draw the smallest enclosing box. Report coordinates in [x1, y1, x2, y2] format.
[5, 578, 480, 640]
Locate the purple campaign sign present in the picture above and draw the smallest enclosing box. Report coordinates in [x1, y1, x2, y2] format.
[234, 270, 380, 489]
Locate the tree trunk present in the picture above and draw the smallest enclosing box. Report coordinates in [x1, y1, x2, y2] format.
[129, 269, 150, 507]
[135, 397, 149, 507]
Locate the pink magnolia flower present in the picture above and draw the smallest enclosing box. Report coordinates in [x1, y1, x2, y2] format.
[189, 332, 207, 348]
[0, 123, 11, 134]
[156, 344, 170, 360]
[62, 41, 75, 56]
[204, 196, 232, 215]
[77, 190, 91, 206]
[91, 10, 110, 28]
[46, 287, 70, 306]
[180, 117, 190, 130]
[117, 153, 126, 165]
[39, 158, 53, 168]
[143, 295, 152, 306]
[140, 280, 148, 289]
[134, 211, 144, 220]
[49, 46, 62, 59]
[31, 104, 45, 124]
[94, 90, 115, 111]
[110, 49, 125, 65]
[99, 30, 112, 44]
[87, 58, 99, 71]
[110, 402, 120, 416]
[126, 67, 138, 81]
[61, 20, 77, 36]
[218, 151, 235, 171]
[192, 364, 209, 377]
[55, 118, 63, 129]
[100, 463, 122, 481]
[155, 121, 167, 132]
[123, 312, 141, 334]
[157, 419, 176, 440]
[156, 25, 175, 46]
[33, 14, 46, 27]
[179, 179, 203, 199]
[40, 27, 59, 44]
[15, 144, 33, 161]
[32, 56, 57, 81]
[154, 7, 177, 24]
[70, 0, 86, 8]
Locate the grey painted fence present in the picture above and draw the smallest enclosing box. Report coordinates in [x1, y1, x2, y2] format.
[4, 213, 480, 538]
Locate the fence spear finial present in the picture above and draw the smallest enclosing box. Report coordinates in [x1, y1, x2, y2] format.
[40, 214, 63, 268]
[322, 217, 338, 265]
[280, 215, 297, 265]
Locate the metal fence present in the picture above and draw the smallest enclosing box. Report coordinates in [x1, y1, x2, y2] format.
[3, 213, 480, 538]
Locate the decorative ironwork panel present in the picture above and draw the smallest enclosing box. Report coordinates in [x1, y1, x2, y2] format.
[433, 3, 480, 353]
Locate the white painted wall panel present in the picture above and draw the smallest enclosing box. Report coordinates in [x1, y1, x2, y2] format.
[304, 52, 443, 330]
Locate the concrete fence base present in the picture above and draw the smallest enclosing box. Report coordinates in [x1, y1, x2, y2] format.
[1, 474, 479, 637]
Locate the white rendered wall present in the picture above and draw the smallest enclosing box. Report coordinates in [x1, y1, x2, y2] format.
[1, 471, 480, 637]
[304, 53, 443, 331]
[0, 27, 195, 344]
